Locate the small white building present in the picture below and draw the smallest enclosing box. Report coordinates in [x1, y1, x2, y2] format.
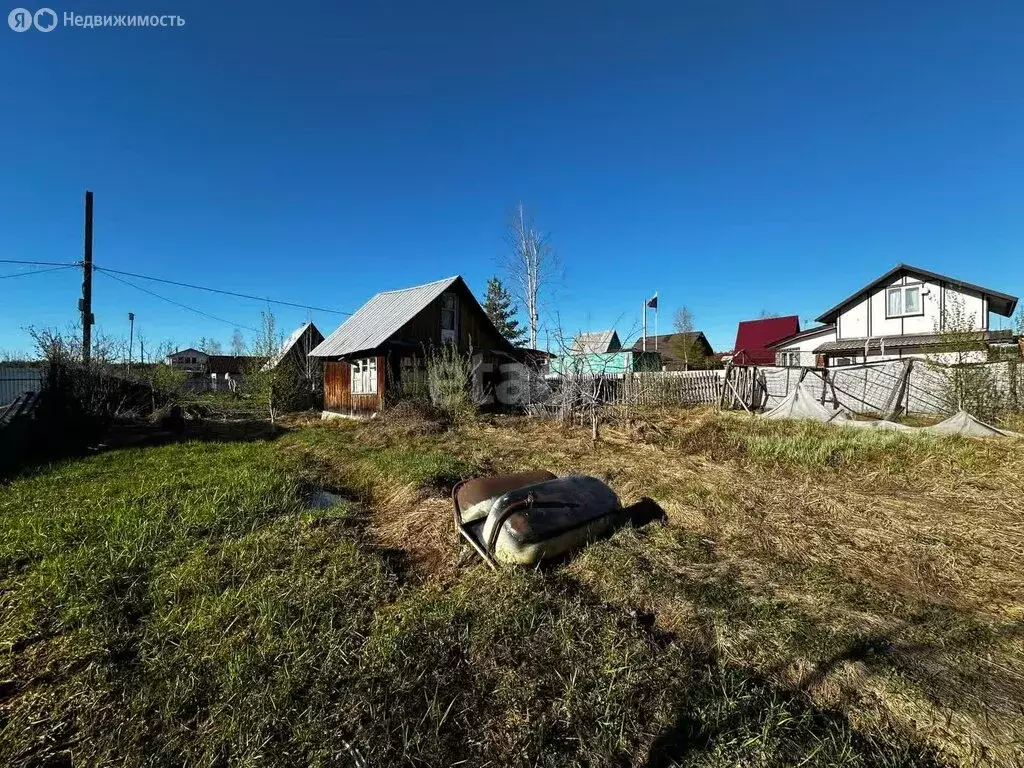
[767, 264, 1018, 367]
[166, 348, 208, 372]
[768, 324, 836, 367]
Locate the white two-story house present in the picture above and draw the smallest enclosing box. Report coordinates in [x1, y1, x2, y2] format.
[768, 264, 1018, 367]
[166, 348, 208, 372]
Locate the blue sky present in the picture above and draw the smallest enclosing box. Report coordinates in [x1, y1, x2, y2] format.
[2, 0, 1022, 356]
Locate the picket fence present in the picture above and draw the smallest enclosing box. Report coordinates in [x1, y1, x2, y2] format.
[545, 368, 756, 409]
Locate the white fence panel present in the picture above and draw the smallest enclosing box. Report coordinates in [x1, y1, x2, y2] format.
[0, 368, 43, 406]
[755, 359, 1022, 416]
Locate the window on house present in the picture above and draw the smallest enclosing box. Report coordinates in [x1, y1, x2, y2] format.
[400, 355, 426, 389]
[886, 285, 922, 317]
[777, 351, 801, 367]
[440, 292, 458, 342]
[350, 357, 378, 395]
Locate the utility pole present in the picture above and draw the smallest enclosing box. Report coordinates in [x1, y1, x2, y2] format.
[128, 312, 135, 375]
[80, 191, 94, 364]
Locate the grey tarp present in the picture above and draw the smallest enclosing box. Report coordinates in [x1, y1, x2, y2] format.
[762, 384, 848, 423]
[925, 411, 1020, 438]
[761, 395, 1019, 439]
[840, 419, 915, 432]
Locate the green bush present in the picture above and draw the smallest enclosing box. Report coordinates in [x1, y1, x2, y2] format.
[426, 344, 475, 423]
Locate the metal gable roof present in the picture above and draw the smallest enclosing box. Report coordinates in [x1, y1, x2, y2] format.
[262, 322, 324, 370]
[814, 329, 1014, 354]
[570, 330, 619, 354]
[309, 276, 461, 358]
[627, 332, 712, 355]
[765, 324, 836, 350]
[815, 264, 1019, 324]
[732, 316, 801, 363]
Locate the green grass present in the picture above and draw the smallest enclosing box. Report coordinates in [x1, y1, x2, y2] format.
[3, 411, 999, 766]
[660, 412, 994, 473]
[288, 421, 475, 494]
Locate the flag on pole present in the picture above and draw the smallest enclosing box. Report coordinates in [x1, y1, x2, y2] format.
[647, 294, 658, 309]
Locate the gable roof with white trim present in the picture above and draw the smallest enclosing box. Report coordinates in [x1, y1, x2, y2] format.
[570, 330, 620, 354]
[815, 264, 1018, 324]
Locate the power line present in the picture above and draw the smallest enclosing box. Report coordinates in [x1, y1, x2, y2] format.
[94, 265, 351, 315]
[98, 269, 260, 332]
[0, 259, 80, 267]
[0, 264, 76, 280]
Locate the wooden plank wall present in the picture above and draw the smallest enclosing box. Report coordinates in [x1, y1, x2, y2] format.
[394, 282, 507, 353]
[324, 358, 385, 414]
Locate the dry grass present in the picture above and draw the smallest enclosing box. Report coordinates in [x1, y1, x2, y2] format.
[364, 406, 1023, 766]
[7, 407, 1020, 766]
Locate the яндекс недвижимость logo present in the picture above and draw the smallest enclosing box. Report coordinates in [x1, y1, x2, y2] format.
[8, 8, 184, 30]
[8, 7, 56, 31]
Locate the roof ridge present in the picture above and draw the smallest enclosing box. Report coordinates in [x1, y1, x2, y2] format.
[375, 275, 460, 296]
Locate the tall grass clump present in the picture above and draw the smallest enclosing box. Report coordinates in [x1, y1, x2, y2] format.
[426, 343, 476, 424]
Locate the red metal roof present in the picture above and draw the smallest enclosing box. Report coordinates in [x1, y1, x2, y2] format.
[732, 316, 800, 365]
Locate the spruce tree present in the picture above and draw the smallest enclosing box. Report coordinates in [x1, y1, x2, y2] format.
[483, 276, 527, 346]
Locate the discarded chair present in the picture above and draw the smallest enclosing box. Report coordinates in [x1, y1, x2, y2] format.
[454, 471, 647, 568]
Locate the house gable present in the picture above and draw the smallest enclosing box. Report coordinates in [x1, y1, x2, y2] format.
[168, 347, 205, 359]
[628, 333, 713, 366]
[264, 322, 325, 372]
[167, 348, 208, 366]
[817, 264, 1018, 342]
[571, 330, 620, 354]
[732, 316, 800, 365]
[391, 277, 512, 353]
[311, 275, 512, 360]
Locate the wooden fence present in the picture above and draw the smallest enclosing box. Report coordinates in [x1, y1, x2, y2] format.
[541, 369, 759, 410]
[615, 370, 725, 406]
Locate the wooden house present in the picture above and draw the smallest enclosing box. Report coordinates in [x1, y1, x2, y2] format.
[627, 332, 714, 370]
[309, 275, 521, 416]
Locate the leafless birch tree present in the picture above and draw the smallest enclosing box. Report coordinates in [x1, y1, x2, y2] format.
[672, 307, 696, 370]
[503, 204, 558, 350]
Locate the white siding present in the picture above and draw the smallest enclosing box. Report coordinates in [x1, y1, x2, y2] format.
[938, 283, 986, 331]
[897, 277, 940, 335]
[838, 296, 868, 339]
[837, 269, 989, 340]
[773, 327, 836, 366]
[167, 350, 209, 367]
